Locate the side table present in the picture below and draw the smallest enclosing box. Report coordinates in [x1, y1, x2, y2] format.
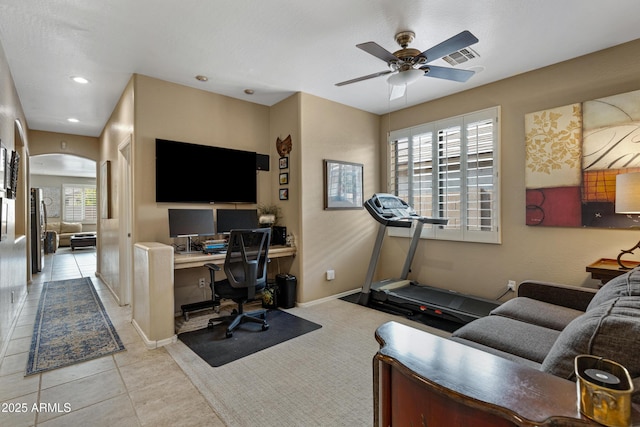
[586, 258, 639, 285]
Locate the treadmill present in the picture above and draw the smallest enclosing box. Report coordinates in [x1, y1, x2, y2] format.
[358, 193, 500, 325]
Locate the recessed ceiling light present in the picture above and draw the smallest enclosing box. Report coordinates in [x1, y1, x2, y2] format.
[244, 89, 255, 95]
[71, 76, 89, 84]
[67, 118, 79, 123]
[195, 75, 209, 82]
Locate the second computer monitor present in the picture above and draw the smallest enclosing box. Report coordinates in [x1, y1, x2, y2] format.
[216, 209, 259, 234]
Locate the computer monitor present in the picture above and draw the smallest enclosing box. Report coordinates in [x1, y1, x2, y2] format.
[168, 209, 215, 253]
[216, 209, 259, 234]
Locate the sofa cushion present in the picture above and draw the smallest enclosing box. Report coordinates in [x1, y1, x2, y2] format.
[490, 297, 583, 331]
[46, 222, 61, 233]
[60, 222, 82, 234]
[450, 336, 543, 371]
[542, 296, 640, 380]
[587, 268, 640, 311]
[451, 315, 560, 363]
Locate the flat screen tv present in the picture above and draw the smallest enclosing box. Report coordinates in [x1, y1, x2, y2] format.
[156, 138, 257, 203]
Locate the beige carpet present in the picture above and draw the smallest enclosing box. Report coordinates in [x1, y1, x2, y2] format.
[166, 296, 451, 427]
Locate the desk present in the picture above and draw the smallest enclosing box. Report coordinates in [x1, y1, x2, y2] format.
[586, 258, 639, 285]
[175, 245, 296, 320]
[174, 245, 296, 270]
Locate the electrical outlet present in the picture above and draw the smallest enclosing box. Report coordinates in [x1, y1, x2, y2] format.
[507, 280, 517, 291]
[326, 269, 335, 281]
[198, 278, 206, 288]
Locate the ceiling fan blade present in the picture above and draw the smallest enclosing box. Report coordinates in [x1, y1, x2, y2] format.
[389, 84, 406, 100]
[421, 65, 475, 82]
[335, 70, 393, 86]
[356, 42, 399, 64]
[419, 30, 479, 64]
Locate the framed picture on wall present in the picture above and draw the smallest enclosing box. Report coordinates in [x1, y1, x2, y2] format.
[0, 198, 5, 241]
[279, 188, 289, 200]
[0, 144, 6, 191]
[279, 172, 288, 185]
[100, 160, 111, 219]
[279, 156, 288, 169]
[323, 159, 364, 210]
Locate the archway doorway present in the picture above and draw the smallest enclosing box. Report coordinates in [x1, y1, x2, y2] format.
[30, 154, 97, 254]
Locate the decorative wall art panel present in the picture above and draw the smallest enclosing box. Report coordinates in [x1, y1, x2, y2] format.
[525, 89, 640, 228]
[42, 187, 61, 218]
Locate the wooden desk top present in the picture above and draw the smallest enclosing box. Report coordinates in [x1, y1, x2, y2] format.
[173, 245, 296, 270]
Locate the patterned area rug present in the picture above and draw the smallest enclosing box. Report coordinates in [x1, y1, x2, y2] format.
[26, 277, 125, 376]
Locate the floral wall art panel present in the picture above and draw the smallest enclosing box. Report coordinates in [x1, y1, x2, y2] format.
[525, 103, 583, 226]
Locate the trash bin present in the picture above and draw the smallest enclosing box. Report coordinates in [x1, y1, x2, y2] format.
[276, 274, 297, 309]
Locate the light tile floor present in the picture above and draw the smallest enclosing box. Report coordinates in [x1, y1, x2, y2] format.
[0, 247, 225, 427]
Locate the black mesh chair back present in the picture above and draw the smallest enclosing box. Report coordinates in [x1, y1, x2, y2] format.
[224, 228, 271, 299]
[205, 227, 271, 338]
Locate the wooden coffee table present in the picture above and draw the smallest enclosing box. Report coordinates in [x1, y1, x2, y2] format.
[70, 234, 97, 250]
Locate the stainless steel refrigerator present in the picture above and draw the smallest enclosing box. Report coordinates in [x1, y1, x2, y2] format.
[30, 188, 46, 273]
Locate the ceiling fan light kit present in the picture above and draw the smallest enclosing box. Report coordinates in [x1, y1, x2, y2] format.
[387, 68, 424, 86]
[336, 29, 479, 89]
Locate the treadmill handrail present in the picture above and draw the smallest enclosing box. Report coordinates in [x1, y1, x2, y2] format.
[364, 194, 447, 227]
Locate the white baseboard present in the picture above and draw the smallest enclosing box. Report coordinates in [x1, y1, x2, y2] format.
[295, 288, 360, 308]
[95, 271, 123, 306]
[131, 319, 177, 349]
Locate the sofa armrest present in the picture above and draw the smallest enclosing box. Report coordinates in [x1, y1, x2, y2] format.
[517, 280, 597, 312]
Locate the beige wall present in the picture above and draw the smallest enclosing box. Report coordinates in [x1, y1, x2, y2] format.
[269, 93, 302, 279]
[298, 93, 380, 302]
[98, 77, 135, 301]
[0, 39, 29, 355]
[29, 130, 98, 160]
[378, 38, 640, 299]
[100, 75, 273, 308]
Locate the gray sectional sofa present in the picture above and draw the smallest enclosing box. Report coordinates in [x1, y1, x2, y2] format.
[451, 267, 640, 402]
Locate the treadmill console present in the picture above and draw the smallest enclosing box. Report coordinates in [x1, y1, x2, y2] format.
[365, 193, 447, 227]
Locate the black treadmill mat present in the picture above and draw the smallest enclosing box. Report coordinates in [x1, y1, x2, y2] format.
[340, 292, 461, 333]
[394, 284, 499, 317]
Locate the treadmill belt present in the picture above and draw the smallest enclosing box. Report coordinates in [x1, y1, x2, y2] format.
[394, 285, 458, 307]
[393, 283, 497, 316]
[458, 298, 498, 316]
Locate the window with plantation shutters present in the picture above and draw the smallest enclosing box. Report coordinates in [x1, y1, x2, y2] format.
[389, 107, 500, 244]
[63, 184, 97, 224]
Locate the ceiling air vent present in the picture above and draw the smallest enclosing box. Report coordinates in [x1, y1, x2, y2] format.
[442, 47, 479, 66]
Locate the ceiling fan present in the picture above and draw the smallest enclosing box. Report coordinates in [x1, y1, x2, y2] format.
[336, 30, 479, 98]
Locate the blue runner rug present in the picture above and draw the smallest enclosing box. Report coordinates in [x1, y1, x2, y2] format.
[26, 277, 125, 376]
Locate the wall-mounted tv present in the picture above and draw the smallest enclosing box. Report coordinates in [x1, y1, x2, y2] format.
[156, 138, 257, 203]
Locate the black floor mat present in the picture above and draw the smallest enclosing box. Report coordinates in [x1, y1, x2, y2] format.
[178, 309, 322, 367]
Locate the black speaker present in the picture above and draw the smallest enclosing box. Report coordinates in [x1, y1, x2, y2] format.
[272, 226, 286, 246]
[256, 153, 270, 171]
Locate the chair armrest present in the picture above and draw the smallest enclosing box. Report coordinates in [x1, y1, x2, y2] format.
[204, 263, 221, 271]
[517, 280, 597, 312]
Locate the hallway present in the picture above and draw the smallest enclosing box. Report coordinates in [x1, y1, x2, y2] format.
[0, 248, 223, 426]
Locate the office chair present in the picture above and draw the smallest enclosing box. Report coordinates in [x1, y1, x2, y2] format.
[205, 228, 271, 338]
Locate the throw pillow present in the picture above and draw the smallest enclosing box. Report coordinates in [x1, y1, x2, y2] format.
[542, 296, 640, 382]
[586, 268, 640, 311]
